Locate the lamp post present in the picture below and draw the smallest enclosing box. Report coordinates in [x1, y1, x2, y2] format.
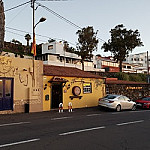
[31, 0, 46, 87]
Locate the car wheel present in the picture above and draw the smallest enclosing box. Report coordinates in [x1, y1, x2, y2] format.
[132, 105, 136, 111]
[116, 105, 121, 112]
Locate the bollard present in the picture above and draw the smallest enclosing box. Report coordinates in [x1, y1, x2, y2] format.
[59, 103, 63, 113]
[68, 102, 72, 112]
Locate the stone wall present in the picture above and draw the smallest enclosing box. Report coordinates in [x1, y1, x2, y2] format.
[106, 84, 150, 101]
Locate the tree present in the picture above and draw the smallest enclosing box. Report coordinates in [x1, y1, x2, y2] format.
[76, 26, 99, 70]
[24, 34, 31, 46]
[11, 39, 22, 45]
[101, 24, 143, 72]
[63, 41, 75, 53]
[0, 0, 5, 52]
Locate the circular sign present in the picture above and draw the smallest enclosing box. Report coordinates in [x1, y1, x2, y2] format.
[72, 86, 81, 96]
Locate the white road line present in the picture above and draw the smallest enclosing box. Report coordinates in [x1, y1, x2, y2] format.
[51, 117, 72, 120]
[0, 138, 40, 148]
[86, 114, 101, 117]
[117, 120, 144, 126]
[0, 122, 30, 127]
[59, 126, 105, 136]
[129, 110, 150, 113]
[111, 112, 124, 115]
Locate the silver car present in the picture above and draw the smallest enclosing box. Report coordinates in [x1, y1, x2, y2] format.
[98, 94, 136, 111]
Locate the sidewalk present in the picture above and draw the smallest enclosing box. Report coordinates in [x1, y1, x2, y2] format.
[0, 106, 100, 123]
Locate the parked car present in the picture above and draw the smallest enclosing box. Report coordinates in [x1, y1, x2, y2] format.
[98, 94, 136, 112]
[135, 96, 150, 109]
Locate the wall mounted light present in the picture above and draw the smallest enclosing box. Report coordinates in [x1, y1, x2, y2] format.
[23, 68, 27, 71]
[44, 84, 47, 90]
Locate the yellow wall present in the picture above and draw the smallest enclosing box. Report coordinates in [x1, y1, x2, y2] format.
[43, 76, 105, 111]
[0, 56, 43, 114]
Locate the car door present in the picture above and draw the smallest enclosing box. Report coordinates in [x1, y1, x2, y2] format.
[118, 96, 126, 109]
[122, 96, 133, 109]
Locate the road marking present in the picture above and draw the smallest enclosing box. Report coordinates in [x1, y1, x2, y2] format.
[51, 117, 72, 120]
[59, 126, 105, 136]
[0, 122, 30, 127]
[0, 138, 40, 148]
[111, 112, 124, 115]
[129, 110, 150, 113]
[86, 114, 101, 117]
[117, 120, 144, 126]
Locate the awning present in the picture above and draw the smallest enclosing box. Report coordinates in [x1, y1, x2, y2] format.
[48, 76, 68, 83]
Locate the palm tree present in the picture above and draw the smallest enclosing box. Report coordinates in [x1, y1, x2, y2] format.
[24, 34, 31, 47]
[0, 0, 5, 51]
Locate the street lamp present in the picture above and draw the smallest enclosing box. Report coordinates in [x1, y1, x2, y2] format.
[32, 0, 46, 87]
[34, 17, 46, 29]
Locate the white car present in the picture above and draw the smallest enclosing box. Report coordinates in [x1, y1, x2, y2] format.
[98, 94, 136, 111]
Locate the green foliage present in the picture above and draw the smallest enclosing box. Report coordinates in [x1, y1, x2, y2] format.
[101, 24, 143, 72]
[76, 26, 99, 70]
[114, 72, 146, 82]
[115, 72, 129, 81]
[129, 74, 146, 82]
[24, 34, 31, 46]
[138, 73, 146, 82]
[63, 41, 75, 53]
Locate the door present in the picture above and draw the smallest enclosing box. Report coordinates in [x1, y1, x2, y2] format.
[0, 78, 13, 111]
[51, 83, 63, 109]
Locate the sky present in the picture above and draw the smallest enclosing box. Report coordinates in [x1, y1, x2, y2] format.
[3, 0, 150, 56]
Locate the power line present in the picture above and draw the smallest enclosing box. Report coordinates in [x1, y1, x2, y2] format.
[6, 4, 29, 26]
[37, 0, 69, 1]
[36, 1, 82, 29]
[6, 27, 76, 46]
[4, 1, 31, 13]
[6, 30, 47, 43]
[4, 0, 105, 44]
[36, 2, 106, 43]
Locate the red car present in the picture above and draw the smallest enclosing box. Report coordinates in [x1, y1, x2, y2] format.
[135, 96, 150, 109]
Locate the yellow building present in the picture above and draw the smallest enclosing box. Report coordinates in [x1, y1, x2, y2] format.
[0, 56, 43, 114]
[43, 65, 105, 111]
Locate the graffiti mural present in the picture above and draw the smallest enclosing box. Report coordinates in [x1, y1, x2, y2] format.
[0, 57, 29, 86]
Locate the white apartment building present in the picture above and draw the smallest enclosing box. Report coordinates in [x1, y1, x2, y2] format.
[124, 52, 150, 67]
[37, 41, 105, 72]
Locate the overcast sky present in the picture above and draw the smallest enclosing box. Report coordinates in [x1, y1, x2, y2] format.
[4, 0, 150, 56]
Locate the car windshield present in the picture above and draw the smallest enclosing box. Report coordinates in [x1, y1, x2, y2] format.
[104, 95, 117, 99]
[142, 97, 150, 101]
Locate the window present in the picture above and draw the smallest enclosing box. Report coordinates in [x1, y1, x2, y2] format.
[104, 95, 117, 99]
[83, 83, 92, 93]
[48, 45, 53, 50]
[118, 96, 124, 101]
[127, 66, 131, 69]
[123, 96, 130, 101]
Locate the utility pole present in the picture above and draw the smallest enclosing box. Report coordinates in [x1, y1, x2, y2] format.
[31, 0, 35, 87]
[147, 51, 150, 83]
[31, 0, 46, 87]
[147, 51, 149, 75]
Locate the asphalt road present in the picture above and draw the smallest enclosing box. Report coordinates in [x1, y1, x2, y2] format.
[0, 107, 150, 150]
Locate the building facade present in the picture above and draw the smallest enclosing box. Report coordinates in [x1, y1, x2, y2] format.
[0, 56, 43, 114]
[43, 65, 105, 111]
[37, 41, 104, 72]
